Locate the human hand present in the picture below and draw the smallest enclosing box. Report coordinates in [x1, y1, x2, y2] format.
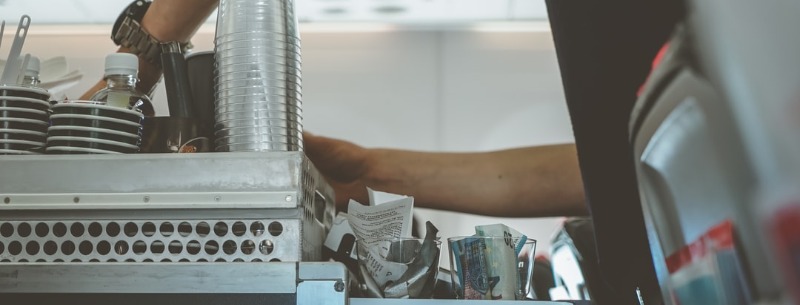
[304, 132, 371, 212]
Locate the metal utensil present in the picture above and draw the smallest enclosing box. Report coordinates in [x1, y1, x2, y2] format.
[185, 51, 216, 140]
[160, 42, 194, 118]
[16, 53, 30, 85]
[0, 21, 6, 50]
[1, 15, 31, 85]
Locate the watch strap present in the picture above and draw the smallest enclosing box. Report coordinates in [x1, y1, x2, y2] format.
[113, 17, 193, 68]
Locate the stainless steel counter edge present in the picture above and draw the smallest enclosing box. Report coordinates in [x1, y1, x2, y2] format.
[0, 262, 299, 293]
[350, 300, 573, 305]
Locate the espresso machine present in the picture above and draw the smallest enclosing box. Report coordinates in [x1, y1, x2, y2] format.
[0, 0, 346, 304]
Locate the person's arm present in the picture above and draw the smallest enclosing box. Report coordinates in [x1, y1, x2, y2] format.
[80, 0, 218, 99]
[305, 133, 588, 217]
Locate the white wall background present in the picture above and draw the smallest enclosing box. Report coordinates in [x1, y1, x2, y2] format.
[8, 26, 575, 267]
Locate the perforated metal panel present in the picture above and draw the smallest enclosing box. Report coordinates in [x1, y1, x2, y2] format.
[0, 152, 335, 263]
[0, 219, 301, 263]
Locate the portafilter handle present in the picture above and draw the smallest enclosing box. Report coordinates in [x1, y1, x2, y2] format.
[161, 42, 194, 118]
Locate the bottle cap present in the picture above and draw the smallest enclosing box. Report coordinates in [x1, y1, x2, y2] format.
[22, 55, 40, 77]
[104, 53, 138, 77]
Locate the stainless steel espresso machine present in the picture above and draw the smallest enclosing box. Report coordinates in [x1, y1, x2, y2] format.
[0, 0, 347, 304]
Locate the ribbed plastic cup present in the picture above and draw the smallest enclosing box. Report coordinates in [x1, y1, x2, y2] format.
[215, 71, 302, 83]
[216, 50, 302, 62]
[215, 115, 303, 130]
[215, 141, 302, 152]
[213, 69, 303, 82]
[215, 0, 303, 152]
[224, 115, 303, 126]
[216, 52, 303, 65]
[215, 33, 301, 45]
[215, 59, 302, 71]
[215, 36, 301, 48]
[215, 125, 301, 137]
[215, 91, 303, 104]
[215, 100, 302, 113]
[215, 87, 303, 99]
[216, 107, 303, 120]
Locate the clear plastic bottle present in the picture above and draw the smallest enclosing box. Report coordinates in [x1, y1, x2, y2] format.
[90, 53, 153, 115]
[20, 55, 41, 87]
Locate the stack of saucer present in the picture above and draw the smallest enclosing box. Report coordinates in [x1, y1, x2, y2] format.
[0, 85, 51, 155]
[46, 101, 143, 154]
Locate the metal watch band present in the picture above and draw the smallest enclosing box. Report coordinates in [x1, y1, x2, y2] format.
[113, 17, 193, 68]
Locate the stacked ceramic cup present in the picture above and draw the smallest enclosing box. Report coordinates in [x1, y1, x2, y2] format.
[46, 101, 143, 154]
[0, 85, 50, 155]
[213, 0, 303, 152]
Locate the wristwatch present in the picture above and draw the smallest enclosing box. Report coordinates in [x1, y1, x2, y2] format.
[111, 0, 193, 68]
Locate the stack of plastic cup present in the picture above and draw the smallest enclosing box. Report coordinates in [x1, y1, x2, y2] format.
[213, 0, 303, 152]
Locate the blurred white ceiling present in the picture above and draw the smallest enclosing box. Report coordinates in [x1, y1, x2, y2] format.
[0, 0, 547, 25]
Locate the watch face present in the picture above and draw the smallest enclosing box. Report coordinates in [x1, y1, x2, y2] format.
[112, 0, 152, 43]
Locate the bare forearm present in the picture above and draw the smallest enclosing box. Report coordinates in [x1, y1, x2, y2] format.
[364, 144, 588, 217]
[141, 0, 219, 43]
[80, 0, 218, 100]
